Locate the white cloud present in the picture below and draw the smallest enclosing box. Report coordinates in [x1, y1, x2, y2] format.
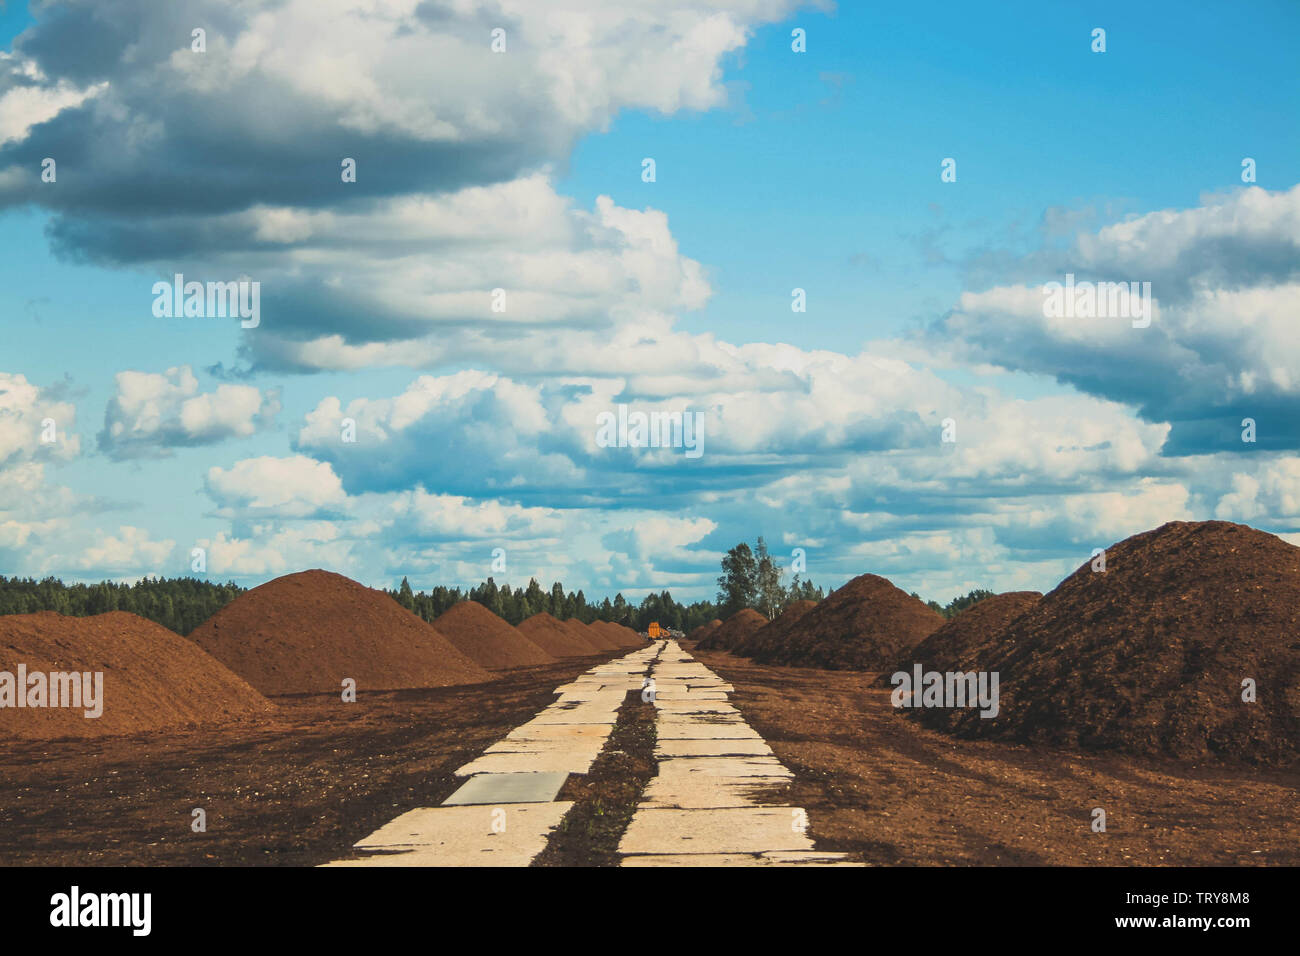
[204, 455, 348, 518]
[0, 372, 81, 466]
[99, 366, 280, 459]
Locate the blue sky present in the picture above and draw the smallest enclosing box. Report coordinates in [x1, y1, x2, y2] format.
[1, 0, 1298, 604]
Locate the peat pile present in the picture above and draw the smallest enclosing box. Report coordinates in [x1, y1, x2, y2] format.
[595, 620, 644, 647]
[0, 611, 272, 738]
[914, 522, 1300, 765]
[696, 608, 768, 651]
[746, 574, 943, 669]
[518, 613, 602, 657]
[189, 570, 489, 695]
[730, 600, 818, 659]
[686, 619, 722, 643]
[433, 601, 554, 669]
[570, 619, 621, 650]
[877, 591, 1041, 684]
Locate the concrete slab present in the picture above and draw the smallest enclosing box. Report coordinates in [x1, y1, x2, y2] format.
[442, 771, 570, 805]
[655, 755, 794, 778]
[618, 807, 817, 855]
[654, 701, 740, 715]
[655, 738, 774, 757]
[639, 775, 790, 809]
[528, 707, 621, 725]
[484, 737, 605, 757]
[321, 802, 573, 867]
[655, 721, 761, 740]
[621, 851, 861, 867]
[457, 749, 602, 775]
[502, 723, 612, 741]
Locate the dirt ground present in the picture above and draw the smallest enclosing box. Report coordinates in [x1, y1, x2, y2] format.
[6, 640, 1295, 868]
[0, 654, 615, 867]
[694, 647, 1300, 866]
[533, 690, 657, 867]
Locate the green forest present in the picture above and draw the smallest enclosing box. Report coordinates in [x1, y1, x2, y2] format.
[0, 538, 987, 636]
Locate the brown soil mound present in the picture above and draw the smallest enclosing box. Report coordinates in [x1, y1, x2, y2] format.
[686, 619, 722, 642]
[568, 618, 621, 650]
[745, 574, 944, 669]
[915, 521, 1300, 765]
[730, 600, 819, 659]
[876, 592, 1041, 684]
[189, 570, 489, 695]
[433, 601, 554, 669]
[696, 608, 768, 651]
[0, 611, 272, 738]
[518, 613, 602, 657]
[593, 620, 644, 648]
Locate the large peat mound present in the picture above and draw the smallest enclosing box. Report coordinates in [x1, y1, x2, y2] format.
[730, 600, 819, 660]
[696, 608, 768, 651]
[433, 601, 554, 669]
[914, 522, 1300, 765]
[0, 611, 272, 738]
[686, 619, 722, 643]
[746, 574, 944, 669]
[876, 591, 1041, 685]
[568, 618, 622, 650]
[596, 620, 645, 647]
[518, 613, 603, 657]
[189, 570, 489, 695]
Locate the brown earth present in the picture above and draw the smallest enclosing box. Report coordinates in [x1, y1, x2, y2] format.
[696, 650, 1300, 866]
[730, 599, 819, 660]
[696, 608, 767, 651]
[587, 619, 640, 648]
[914, 521, 1300, 766]
[0, 612, 272, 739]
[518, 613, 602, 657]
[433, 600, 554, 669]
[875, 591, 1041, 685]
[568, 618, 621, 651]
[686, 619, 722, 643]
[188, 569, 488, 695]
[0, 655, 616, 866]
[605, 621, 647, 647]
[533, 689, 657, 867]
[746, 574, 943, 669]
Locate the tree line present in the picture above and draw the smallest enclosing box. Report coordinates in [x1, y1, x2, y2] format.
[386, 576, 721, 633]
[716, 537, 824, 619]
[921, 587, 996, 620]
[0, 575, 244, 636]
[0, 563, 993, 638]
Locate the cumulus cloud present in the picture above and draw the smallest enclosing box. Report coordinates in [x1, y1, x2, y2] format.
[0, 52, 105, 146]
[199, 521, 352, 577]
[932, 185, 1300, 453]
[69, 525, 176, 573]
[99, 365, 280, 459]
[1, 0, 797, 230]
[0, 371, 81, 466]
[204, 455, 348, 518]
[387, 488, 564, 541]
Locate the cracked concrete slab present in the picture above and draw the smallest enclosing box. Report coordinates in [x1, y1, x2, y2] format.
[322, 802, 574, 867]
[619, 807, 818, 855]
